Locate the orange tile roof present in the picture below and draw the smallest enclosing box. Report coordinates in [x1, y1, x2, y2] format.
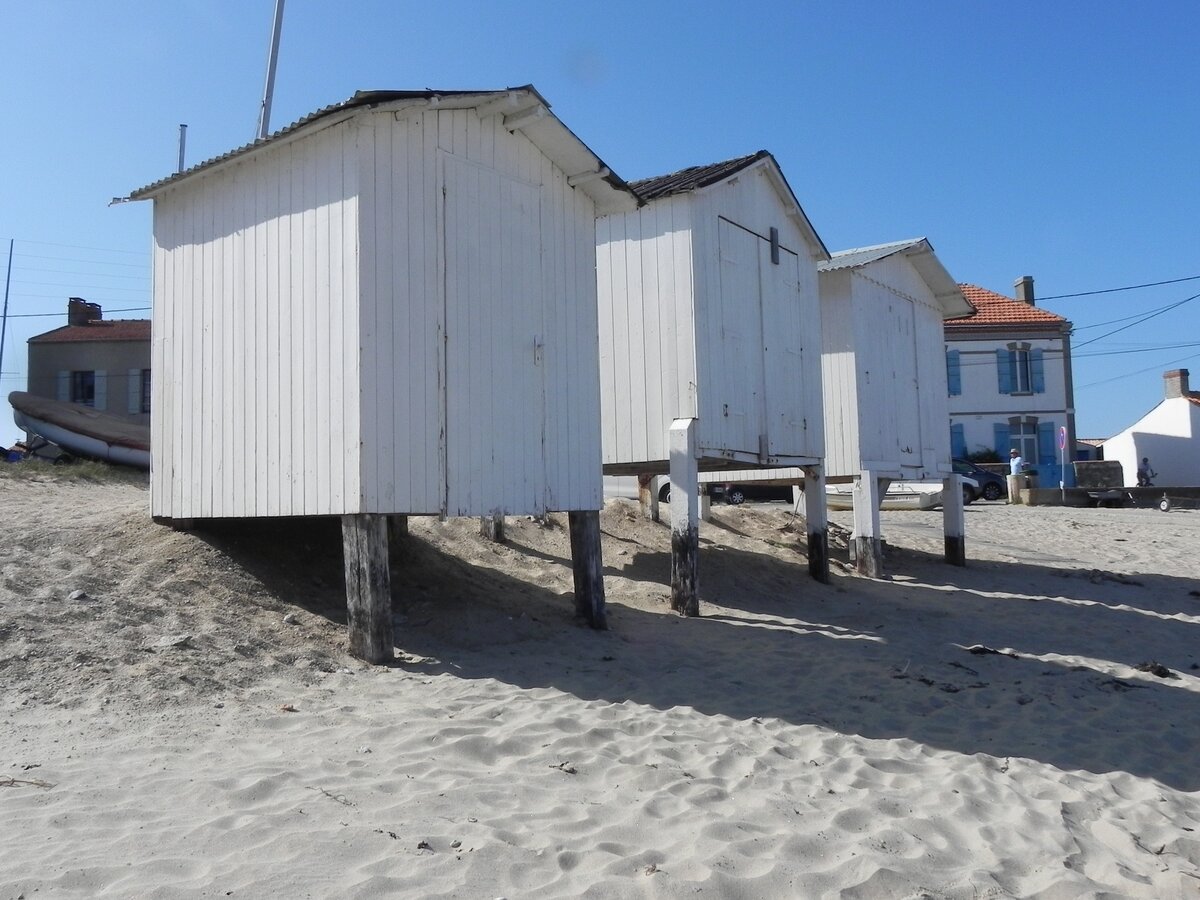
[29, 320, 151, 343]
[947, 284, 1068, 327]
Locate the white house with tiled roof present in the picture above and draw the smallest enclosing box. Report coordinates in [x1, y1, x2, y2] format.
[945, 277, 1077, 486]
[1102, 369, 1200, 487]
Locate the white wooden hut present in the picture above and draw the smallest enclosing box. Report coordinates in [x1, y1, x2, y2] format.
[127, 87, 638, 660]
[595, 152, 830, 611]
[817, 238, 973, 573]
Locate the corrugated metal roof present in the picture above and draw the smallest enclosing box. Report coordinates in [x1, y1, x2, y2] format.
[819, 238, 972, 318]
[948, 284, 1069, 327]
[631, 151, 768, 200]
[819, 239, 927, 272]
[127, 86, 637, 213]
[29, 320, 151, 344]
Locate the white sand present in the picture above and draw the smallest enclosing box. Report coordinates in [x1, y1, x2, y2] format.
[2, 468, 1199, 898]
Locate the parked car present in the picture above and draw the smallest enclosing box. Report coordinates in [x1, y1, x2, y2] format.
[952, 458, 1007, 502]
[657, 480, 795, 505]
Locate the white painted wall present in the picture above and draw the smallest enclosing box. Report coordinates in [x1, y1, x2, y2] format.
[150, 100, 606, 520]
[948, 335, 1069, 460]
[1102, 398, 1200, 487]
[819, 255, 952, 480]
[596, 158, 824, 470]
[151, 121, 362, 520]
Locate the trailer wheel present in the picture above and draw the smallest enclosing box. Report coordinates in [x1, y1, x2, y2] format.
[1159, 497, 1172, 513]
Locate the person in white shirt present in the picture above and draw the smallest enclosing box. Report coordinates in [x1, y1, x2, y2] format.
[1009, 448, 1024, 475]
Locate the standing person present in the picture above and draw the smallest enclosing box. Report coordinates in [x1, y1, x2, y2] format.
[1009, 448, 1024, 475]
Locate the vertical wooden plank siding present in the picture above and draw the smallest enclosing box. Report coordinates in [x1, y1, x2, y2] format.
[595, 197, 696, 466]
[149, 121, 361, 519]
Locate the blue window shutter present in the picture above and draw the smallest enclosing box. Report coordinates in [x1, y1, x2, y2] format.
[1038, 422, 1055, 463]
[996, 349, 1012, 394]
[950, 423, 966, 458]
[946, 350, 961, 395]
[1031, 348, 1045, 393]
[993, 423, 1010, 455]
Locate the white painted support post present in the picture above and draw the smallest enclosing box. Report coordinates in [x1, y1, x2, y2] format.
[942, 474, 966, 566]
[341, 514, 394, 665]
[802, 464, 830, 583]
[669, 418, 700, 616]
[637, 474, 660, 521]
[568, 510, 607, 629]
[699, 484, 712, 522]
[852, 471, 883, 578]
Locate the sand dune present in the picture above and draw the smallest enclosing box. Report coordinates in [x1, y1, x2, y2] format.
[2, 467, 1199, 897]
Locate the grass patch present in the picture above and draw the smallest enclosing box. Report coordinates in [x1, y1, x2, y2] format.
[0, 457, 149, 487]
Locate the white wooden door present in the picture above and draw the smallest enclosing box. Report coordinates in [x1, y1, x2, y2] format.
[717, 218, 808, 460]
[759, 243, 807, 457]
[442, 155, 545, 516]
[716, 218, 766, 456]
[886, 296, 921, 464]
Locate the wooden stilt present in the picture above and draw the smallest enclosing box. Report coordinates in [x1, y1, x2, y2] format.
[480, 513, 505, 542]
[637, 474, 660, 522]
[852, 471, 883, 578]
[942, 473, 966, 566]
[699, 484, 712, 522]
[802, 464, 830, 583]
[341, 513, 394, 665]
[669, 418, 700, 616]
[568, 510, 607, 629]
[388, 518, 408, 566]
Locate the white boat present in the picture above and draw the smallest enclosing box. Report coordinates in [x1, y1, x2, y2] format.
[9, 391, 150, 469]
[825, 480, 967, 511]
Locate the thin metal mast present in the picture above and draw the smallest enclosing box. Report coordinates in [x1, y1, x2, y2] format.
[256, 0, 286, 140]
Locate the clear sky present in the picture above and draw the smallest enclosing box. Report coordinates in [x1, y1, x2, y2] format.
[2, 1, 1197, 449]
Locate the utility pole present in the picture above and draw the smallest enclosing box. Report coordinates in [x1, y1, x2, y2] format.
[0, 239, 13, 388]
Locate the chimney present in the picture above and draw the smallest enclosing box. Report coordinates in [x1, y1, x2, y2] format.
[1014, 275, 1035, 306]
[1164, 368, 1191, 399]
[67, 297, 102, 326]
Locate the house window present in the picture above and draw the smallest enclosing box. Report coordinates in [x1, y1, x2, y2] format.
[70, 371, 96, 407]
[997, 343, 1045, 395]
[140, 369, 152, 414]
[1010, 418, 1038, 464]
[1012, 348, 1033, 394]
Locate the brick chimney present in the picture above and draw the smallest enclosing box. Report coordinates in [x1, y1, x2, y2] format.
[1164, 368, 1191, 399]
[1014, 276, 1035, 306]
[67, 297, 102, 326]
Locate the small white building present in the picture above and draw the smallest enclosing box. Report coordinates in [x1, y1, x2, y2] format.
[1102, 369, 1200, 487]
[946, 278, 1077, 486]
[817, 239, 973, 572]
[128, 86, 637, 658]
[595, 151, 830, 607]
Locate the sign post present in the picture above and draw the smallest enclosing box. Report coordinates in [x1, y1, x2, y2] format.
[1057, 425, 1068, 499]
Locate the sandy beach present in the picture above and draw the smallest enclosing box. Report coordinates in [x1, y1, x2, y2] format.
[2, 466, 1199, 898]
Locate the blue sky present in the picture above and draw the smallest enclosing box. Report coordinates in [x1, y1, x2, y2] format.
[2, 1, 1197, 448]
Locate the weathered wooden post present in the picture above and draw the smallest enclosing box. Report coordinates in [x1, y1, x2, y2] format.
[637, 474, 660, 521]
[669, 418, 700, 616]
[480, 514, 505, 542]
[802, 464, 830, 583]
[942, 473, 966, 566]
[852, 471, 883, 578]
[568, 510, 607, 629]
[341, 514, 394, 664]
[699, 484, 712, 522]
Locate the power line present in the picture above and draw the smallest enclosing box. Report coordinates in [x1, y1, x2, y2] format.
[1076, 352, 1200, 391]
[1074, 291, 1200, 350]
[1038, 274, 1200, 301]
[15, 239, 147, 256]
[5, 306, 151, 318]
